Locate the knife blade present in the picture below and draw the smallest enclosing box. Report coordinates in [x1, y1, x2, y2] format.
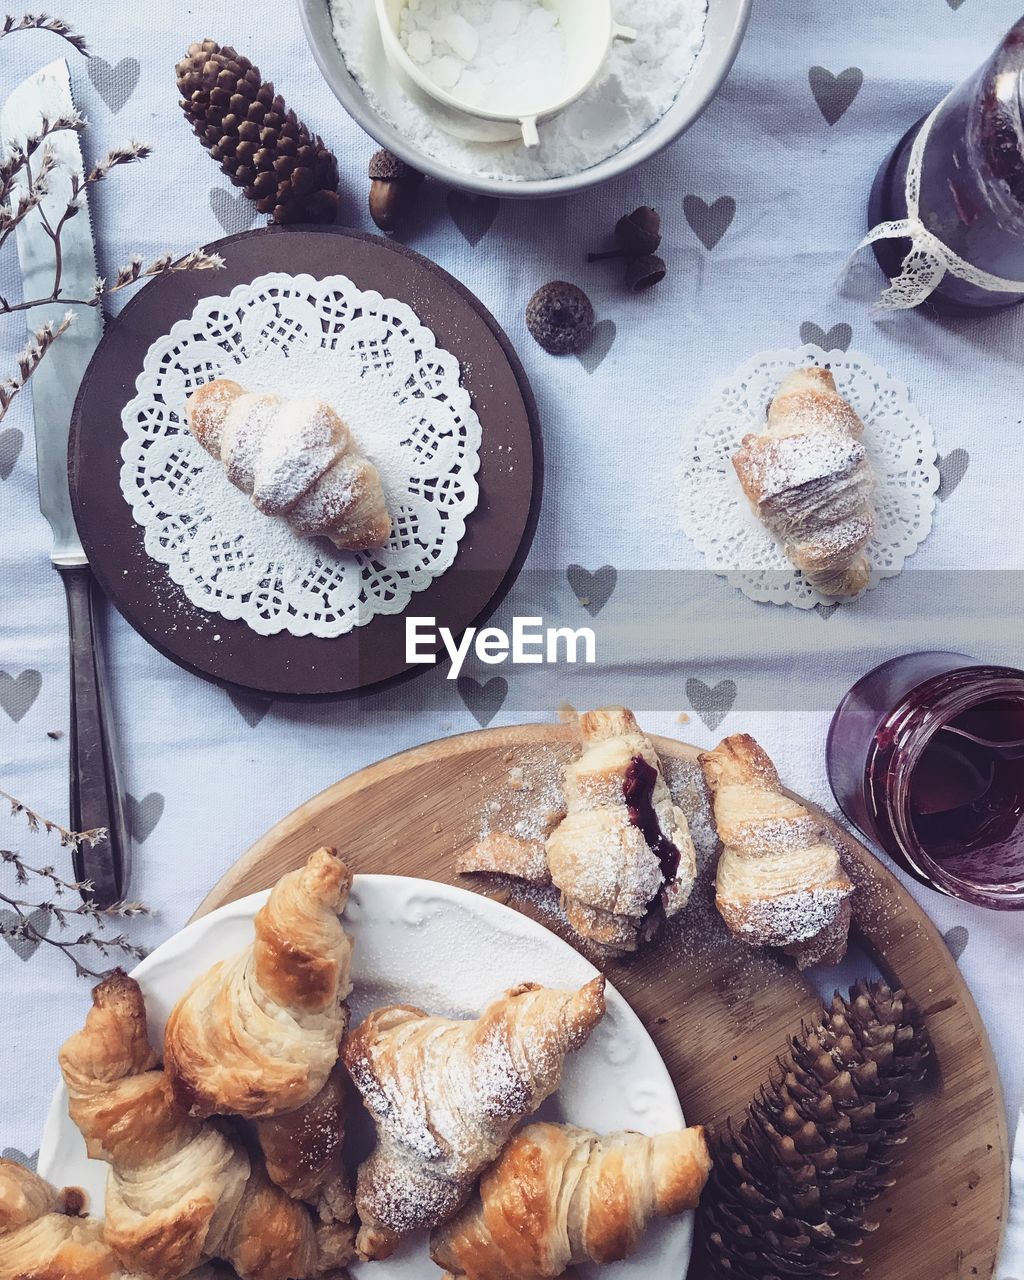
[1, 58, 127, 906]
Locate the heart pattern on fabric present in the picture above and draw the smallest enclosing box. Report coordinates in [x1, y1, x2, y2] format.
[0, 427, 23, 480]
[447, 191, 500, 246]
[576, 319, 616, 374]
[1, 1147, 38, 1171]
[799, 321, 852, 353]
[0, 907, 51, 961]
[0, 669, 41, 722]
[227, 688, 273, 728]
[682, 195, 736, 250]
[946, 0, 966, 9]
[686, 678, 737, 732]
[808, 66, 864, 126]
[87, 55, 141, 113]
[566, 564, 617, 616]
[943, 924, 969, 961]
[210, 187, 258, 235]
[815, 602, 841, 620]
[458, 676, 508, 727]
[937, 448, 969, 501]
[125, 792, 165, 843]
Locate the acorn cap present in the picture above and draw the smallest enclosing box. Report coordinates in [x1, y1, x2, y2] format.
[369, 148, 423, 183]
[625, 254, 667, 293]
[525, 281, 595, 356]
[615, 206, 661, 258]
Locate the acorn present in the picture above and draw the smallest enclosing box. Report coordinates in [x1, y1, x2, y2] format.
[368, 149, 424, 231]
[525, 281, 594, 355]
[625, 254, 667, 293]
[588, 206, 662, 262]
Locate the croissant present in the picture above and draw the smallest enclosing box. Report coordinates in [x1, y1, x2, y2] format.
[700, 734, 854, 968]
[186, 377, 392, 550]
[164, 847, 354, 1225]
[58, 971, 351, 1280]
[430, 1121, 711, 1280]
[460, 707, 697, 954]
[343, 976, 607, 1261]
[0, 1159, 116, 1280]
[732, 367, 875, 598]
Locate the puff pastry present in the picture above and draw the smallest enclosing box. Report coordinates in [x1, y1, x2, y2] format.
[461, 707, 697, 953]
[343, 977, 606, 1261]
[0, 1159, 116, 1280]
[164, 847, 354, 1224]
[732, 367, 875, 598]
[186, 377, 392, 550]
[700, 733, 854, 968]
[431, 1121, 711, 1280]
[58, 971, 351, 1280]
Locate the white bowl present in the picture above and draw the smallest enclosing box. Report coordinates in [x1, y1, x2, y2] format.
[373, 0, 637, 148]
[300, 0, 752, 198]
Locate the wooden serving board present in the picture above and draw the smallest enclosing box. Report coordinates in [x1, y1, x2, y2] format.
[195, 725, 1009, 1280]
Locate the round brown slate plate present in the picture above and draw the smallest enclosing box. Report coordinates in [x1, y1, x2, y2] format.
[69, 226, 542, 698]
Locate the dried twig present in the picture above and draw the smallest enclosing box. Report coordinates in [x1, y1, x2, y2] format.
[0, 785, 104, 848]
[0, 12, 88, 54]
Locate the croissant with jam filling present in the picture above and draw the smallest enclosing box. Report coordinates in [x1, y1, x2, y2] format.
[460, 707, 697, 953]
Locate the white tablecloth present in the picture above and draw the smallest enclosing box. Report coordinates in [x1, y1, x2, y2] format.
[2, 0, 1024, 1272]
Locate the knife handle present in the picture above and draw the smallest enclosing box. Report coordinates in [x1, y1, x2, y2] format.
[57, 563, 127, 909]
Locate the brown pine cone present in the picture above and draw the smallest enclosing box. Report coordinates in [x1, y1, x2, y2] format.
[176, 39, 339, 226]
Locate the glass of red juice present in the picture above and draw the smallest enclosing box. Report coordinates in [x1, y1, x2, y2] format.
[827, 653, 1024, 907]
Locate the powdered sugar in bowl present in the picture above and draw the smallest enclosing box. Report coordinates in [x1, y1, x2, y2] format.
[302, 0, 751, 196]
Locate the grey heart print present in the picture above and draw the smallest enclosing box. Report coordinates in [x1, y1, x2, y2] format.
[227, 688, 273, 728]
[87, 55, 141, 113]
[809, 66, 864, 125]
[0, 907, 51, 961]
[0, 669, 41, 722]
[566, 565, 617, 616]
[458, 676, 508, 727]
[210, 187, 258, 235]
[1, 1147, 38, 1171]
[125, 792, 165, 843]
[683, 196, 736, 250]
[800, 321, 852, 353]
[447, 191, 500, 246]
[947, 0, 966, 8]
[0, 427, 23, 480]
[943, 924, 969, 961]
[815, 602, 840, 620]
[686, 678, 737, 732]
[937, 449, 969, 501]
[576, 320, 616, 374]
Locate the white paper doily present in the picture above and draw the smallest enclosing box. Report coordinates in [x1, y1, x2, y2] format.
[679, 345, 940, 609]
[119, 271, 482, 637]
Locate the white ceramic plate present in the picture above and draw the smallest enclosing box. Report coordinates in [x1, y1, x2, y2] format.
[39, 875, 691, 1280]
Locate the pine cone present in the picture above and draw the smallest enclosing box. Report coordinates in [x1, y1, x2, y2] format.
[702, 980, 931, 1279]
[176, 39, 339, 226]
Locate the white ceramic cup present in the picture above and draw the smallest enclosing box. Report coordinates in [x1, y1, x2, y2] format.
[374, 0, 636, 147]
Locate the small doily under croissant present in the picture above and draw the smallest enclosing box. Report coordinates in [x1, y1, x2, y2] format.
[120, 271, 482, 638]
[679, 345, 940, 610]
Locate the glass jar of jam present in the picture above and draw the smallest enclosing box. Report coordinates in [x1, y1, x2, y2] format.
[868, 17, 1024, 313]
[827, 653, 1024, 908]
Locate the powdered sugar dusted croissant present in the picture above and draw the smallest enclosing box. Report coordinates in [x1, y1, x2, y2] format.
[732, 367, 875, 598]
[343, 977, 606, 1262]
[164, 848, 354, 1227]
[460, 707, 697, 954]
[186, 377, 392, 550]
[58, 971, 351, 1280]
[700, 734, 853, 968]
[0, 1159, 116, 1280]
[430, 1121, 711, 1280]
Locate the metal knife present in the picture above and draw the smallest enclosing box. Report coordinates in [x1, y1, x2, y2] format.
[1, 59, 127, 907]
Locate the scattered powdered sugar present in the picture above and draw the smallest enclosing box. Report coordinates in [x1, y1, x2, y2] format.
[329, 0, 708, 181]
[732, 886, 850, 947]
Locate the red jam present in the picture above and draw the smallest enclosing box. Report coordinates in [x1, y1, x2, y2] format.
[623, 754, 681, 887]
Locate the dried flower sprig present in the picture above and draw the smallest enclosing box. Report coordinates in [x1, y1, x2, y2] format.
[1, 791, 149, 978]
[1, 12, 88, 54]
[0, 21, 223, 421]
